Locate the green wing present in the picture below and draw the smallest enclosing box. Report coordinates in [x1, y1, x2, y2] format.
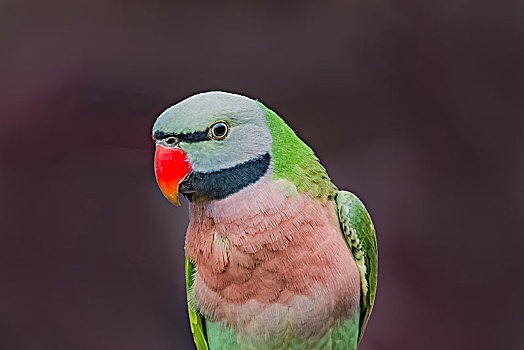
[335, 191, 378, 343]
[185, 258, 209, 350]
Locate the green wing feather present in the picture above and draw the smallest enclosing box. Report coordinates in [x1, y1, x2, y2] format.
[335, 191, 378, 344]
[185, 258, 209, 350]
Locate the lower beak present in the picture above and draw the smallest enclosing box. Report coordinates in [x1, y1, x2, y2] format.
[154, 145, 192, 206]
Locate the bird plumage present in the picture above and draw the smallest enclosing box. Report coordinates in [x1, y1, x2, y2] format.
[152, 91, 377, 350]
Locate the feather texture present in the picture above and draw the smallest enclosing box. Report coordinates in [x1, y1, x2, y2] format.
[151, 92, 378, 349]
[185, 173, 361, 348]
[335, 191, 378, 343]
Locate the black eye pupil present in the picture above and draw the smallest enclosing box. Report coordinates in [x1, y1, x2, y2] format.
[166, 137, 176, 144]
[213, 123, 227, 137]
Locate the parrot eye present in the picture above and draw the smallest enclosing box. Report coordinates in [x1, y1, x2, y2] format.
[209, 121, 229, 140]
[165, 137, 177, 145]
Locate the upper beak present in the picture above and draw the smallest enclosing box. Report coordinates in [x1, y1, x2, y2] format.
[154, 145, 192, 206]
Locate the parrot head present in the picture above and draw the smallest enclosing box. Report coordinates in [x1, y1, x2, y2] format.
[152, 91, 272, 205]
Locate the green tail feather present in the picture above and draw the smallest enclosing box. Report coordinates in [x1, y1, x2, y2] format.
[186, 258, 209, 350]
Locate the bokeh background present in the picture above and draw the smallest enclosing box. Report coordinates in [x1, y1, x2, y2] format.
[1, 1, 523, 349]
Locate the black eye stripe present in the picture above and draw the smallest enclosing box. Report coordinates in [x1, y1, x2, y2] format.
[178, 129, 210, 143]
[153, 129, 210, 143]
[154, 121, 230, 143]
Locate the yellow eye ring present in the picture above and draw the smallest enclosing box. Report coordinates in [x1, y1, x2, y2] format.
[209, 121, 230, 140]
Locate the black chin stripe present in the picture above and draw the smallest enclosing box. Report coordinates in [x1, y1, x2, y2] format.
[153, 129, 210, 143]
[179, 153, 271, 200]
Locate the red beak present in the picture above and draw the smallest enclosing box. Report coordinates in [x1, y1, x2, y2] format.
[154, 145, 192, 206]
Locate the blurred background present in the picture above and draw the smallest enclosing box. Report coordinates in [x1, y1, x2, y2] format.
[1, 1, 523, 349]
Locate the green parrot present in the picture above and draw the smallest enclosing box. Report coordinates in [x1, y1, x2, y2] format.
[152, 91, 377, 350]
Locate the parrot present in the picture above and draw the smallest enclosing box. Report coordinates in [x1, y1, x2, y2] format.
[152, 91, 377, 350]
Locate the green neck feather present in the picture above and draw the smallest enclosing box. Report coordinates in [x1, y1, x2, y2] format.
[258, 102, 337, 200]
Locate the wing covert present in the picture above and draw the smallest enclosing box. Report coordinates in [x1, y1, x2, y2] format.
[335, 191, 378, 343]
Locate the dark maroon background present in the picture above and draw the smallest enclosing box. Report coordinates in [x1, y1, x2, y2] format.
[1, 1, 523, 349]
